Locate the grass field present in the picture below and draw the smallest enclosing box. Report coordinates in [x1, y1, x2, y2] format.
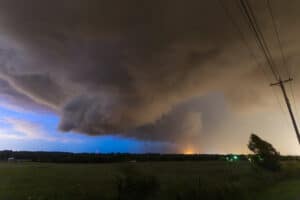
[257, 179, 300, 200]
[0, 161, 299, 200]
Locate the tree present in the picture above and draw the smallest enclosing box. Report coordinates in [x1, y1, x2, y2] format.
[248, 133, 281, 171]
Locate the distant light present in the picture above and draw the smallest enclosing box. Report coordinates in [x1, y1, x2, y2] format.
[225, 155, 239, 162]
[183, 148, 195, 155]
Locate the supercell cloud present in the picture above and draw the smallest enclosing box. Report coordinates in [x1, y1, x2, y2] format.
[0, 0, 299, 150]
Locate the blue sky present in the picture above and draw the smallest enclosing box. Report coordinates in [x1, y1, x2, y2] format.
[0, 99, 165, 153]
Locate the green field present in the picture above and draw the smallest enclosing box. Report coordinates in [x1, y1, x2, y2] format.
[0, 161, 299, 200]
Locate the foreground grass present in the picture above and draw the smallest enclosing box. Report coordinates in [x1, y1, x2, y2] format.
[0, 161, 299, 200]
[257, 180, 300, 200]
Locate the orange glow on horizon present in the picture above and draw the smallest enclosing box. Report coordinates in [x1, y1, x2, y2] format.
[183, 148, 196, 155]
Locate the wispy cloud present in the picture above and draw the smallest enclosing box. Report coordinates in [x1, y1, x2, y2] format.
[0, 117, 82, 143]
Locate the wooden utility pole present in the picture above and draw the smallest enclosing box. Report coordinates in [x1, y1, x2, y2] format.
[271, 78, 300, 144]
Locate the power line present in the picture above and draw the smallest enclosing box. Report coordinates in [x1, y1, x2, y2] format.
[271, 78, 300, 143]
[219, 0, 285, 107]
[266, 0, 290, 79]
[217, 0, 272, 85]
[238, 0, 280, 81]
[266, 0, 299, 122]
[218, 0, 291, 129]
[265, 0, 300, 143]
[234, 0, 289, 114]
[238, 0, 300, 143]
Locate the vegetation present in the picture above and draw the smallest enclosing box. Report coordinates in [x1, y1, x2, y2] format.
[0, 150, 228, 163]
[0, 161, 300, 200]
[2, 150, 299, 163]
[116, 166, 160, 200]
[0, 148, 299, 200]
[248, 134, 281, 171]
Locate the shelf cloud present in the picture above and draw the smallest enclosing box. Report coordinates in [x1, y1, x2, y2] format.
[0, 0, 299, 150]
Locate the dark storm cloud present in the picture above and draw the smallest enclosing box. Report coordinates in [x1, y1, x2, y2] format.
[0, 0, 298, 147]
[0, 79, 51, 112]
[126, 94, 228, 142]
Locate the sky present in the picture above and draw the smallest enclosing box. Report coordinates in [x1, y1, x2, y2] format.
[0, 103, 146, 153]
[0, 0, 300, 154]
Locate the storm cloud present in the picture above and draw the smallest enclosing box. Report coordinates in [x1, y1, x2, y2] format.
[0, 0, 299, 150]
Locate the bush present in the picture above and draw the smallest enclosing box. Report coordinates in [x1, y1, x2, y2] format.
[248, 134, 281, 171]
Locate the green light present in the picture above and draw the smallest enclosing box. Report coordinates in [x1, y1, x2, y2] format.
[258, 156, 264, 161]
[226, 155, 239, 162]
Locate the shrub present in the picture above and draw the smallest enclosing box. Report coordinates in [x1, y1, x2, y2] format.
[248, 134, 281, 171]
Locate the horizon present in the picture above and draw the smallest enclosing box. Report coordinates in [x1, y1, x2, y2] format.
[2, 150, 300, 156]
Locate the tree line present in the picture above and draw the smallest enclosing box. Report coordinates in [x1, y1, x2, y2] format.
[0, 150, 244, 163]
[0, 149, 298, 163]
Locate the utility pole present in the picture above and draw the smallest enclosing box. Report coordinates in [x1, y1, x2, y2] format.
[271, 78, 300, 144]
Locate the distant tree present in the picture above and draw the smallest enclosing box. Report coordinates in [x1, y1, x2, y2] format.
[248, 133, 281, 171]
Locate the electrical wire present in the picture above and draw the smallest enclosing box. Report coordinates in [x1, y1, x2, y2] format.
[266, 0, 299, 122]
[238, 0, 280, 81]
[217, 0, 272, 86]
[267, 0, 290, 79]
[218, 0, 291, 128]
